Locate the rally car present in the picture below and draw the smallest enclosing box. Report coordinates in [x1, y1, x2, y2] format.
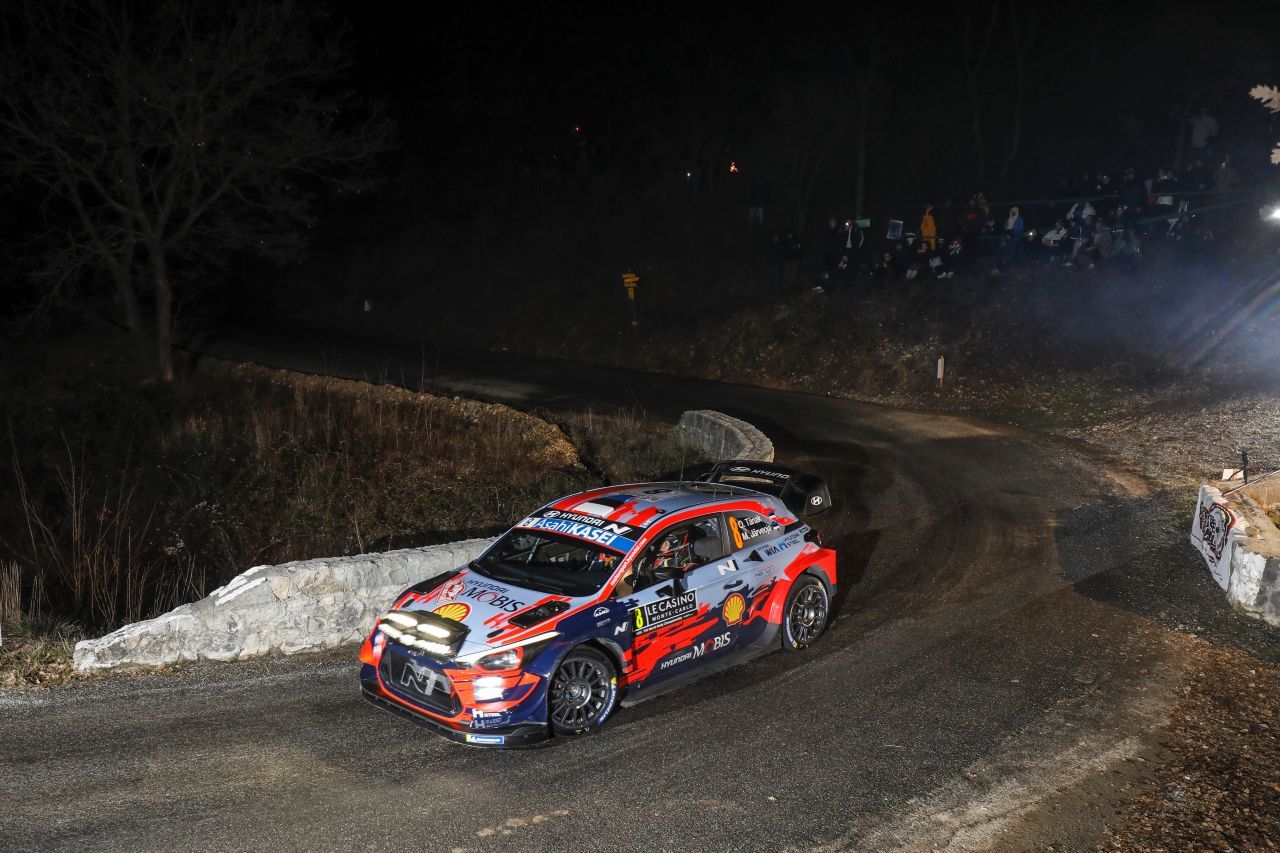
[358, 460, 837, 747]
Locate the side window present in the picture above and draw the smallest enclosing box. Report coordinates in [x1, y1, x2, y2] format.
[725, 512, 782, 551]
[625, 515, 727, 592]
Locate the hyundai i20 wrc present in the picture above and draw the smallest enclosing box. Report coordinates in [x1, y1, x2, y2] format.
[358, 460, 837, 747]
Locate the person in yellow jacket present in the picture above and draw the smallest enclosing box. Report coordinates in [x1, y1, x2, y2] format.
[921, 204, 938, 249]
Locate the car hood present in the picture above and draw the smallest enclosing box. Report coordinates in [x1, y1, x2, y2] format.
[404, 567, 579, 658]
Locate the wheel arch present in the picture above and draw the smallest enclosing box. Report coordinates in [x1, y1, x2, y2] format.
[575, 637, 626, 680]
[800, 564, 835, 593]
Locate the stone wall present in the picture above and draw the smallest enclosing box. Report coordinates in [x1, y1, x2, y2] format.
[673, 409, 775, 463]
[73, 540, 491, 671]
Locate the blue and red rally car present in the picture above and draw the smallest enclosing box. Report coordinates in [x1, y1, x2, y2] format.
[359, 460, 836, 747]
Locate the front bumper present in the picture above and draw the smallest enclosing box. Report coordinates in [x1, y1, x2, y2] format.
[359, 681, 549, 748]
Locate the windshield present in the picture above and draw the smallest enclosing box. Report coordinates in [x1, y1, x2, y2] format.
[473, 529, 623, 597]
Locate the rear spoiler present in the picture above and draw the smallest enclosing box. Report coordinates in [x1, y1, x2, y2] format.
[699, 460, 832, 517]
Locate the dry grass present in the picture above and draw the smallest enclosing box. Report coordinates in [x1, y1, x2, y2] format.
[0, 616, 82, 689]
[2, 354, 590, 633]
[555, 407, 706, 485]
[0, 332, 698, 669]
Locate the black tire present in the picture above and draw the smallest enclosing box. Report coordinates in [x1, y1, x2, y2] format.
[548, 646, 618, 737]
[781, 575, 830, 651]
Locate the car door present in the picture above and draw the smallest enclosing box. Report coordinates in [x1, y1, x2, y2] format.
[720, 509, 789, 649]
[618, 513, 736, 689]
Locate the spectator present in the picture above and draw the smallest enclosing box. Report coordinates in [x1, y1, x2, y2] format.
[946, 237, 972, 276]
[822, 218, 843, 273]
[841, 219, 865, 271]
[1065, 199, 1096, 224]
[872, 250, 899, 284]
[980, 214, 999, 257]
[1064, 216, 1090, 267]
[1087, 219, 1112, 269]
[1168, 211, 1209, 246]
[921, 204, 938, 249]
[1150, 167, 1181, 231]
[1004, 206, 1026, 239]
[905, 240, 931, 281]
[1188, 107, 1219, 161]
[829, 253, 854, 291]
[961, 198, 982, 243]
[1183, 158, 1210, 193]
[974, 191, 991, 217]
[1113, 227, 1142, 274]
[927, 243, 953, 279]
[749, 182, 770, 225]
[1000, 206, 1026, 267]
[1041, 219, 1068, 261]
[1212, 155, 1240, 194]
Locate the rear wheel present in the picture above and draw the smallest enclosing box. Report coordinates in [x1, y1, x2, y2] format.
[782, 575, 830, 650]
[549, 647, 618, 737]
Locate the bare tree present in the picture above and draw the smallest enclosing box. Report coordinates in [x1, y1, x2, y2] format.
[995, 0, 1118, 182]
[0, 0, 394, 380]
[961, 2, 1001, 187]
[839, 15, 894, 219]
[764, 82, 852, 235]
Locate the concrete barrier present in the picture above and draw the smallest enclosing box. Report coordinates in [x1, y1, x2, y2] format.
[73, 540, 491, 671]
[673, 409, 775, 463]
[1190, 482, 1280, 628]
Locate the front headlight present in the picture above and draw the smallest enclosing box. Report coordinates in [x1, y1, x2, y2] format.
[476, 649, 521, 671]
[456, 631, 561, 667]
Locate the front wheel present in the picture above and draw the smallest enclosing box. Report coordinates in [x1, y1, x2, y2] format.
[782, 575, 830, 650]
[549, 647, 618, 737]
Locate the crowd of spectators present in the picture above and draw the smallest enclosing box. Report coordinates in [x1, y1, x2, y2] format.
[763, 109, 1255, 294]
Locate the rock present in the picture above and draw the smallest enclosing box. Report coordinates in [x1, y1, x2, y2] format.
[72, 538, 493, 671]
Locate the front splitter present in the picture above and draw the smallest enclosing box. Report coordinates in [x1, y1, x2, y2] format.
[360, 685, 549, 748]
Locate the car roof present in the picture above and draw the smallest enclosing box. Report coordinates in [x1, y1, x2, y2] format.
[544, 480, 776, 527]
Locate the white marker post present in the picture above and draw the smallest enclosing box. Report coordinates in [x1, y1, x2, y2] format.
[937, 356, 945, 390]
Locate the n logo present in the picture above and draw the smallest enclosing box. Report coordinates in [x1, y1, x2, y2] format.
[399, 660, 440, 696]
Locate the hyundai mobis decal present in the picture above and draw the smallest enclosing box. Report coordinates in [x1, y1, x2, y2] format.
[515, 511, 638, 551]
[632, 590, 698, 634]
[436, 576, 528, 614]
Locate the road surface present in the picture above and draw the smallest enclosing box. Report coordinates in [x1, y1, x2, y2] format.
[3, 327, 1273, 852]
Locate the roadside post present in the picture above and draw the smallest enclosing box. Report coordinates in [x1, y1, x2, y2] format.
[937, 356, 945, 390]
[622, 270, 639, 326]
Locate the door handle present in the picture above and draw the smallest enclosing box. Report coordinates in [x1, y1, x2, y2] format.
[723, 579, 744, 590]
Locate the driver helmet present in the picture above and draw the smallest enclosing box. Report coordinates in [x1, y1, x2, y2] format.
[655, 526, 706, 572]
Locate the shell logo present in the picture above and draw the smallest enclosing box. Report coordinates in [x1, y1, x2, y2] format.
[433, 602, 471, 623]
[723, 593, 746, 625]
